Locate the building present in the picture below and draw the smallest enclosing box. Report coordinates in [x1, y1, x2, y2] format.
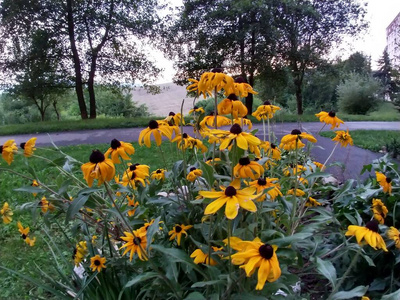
[387, 12, 400, 67]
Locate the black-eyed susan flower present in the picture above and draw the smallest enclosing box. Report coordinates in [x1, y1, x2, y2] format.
[127, 196, 139, 217]
[151, 169, 166, 181]
[127, 163, 150, 178]
[81, 150, 115, 187]
[187, 167, 203, 182]
[1, 139, 18, 165]
[1, 202, 13, 224]
[120, 229, 148, 261]
[305, 197, 322, 207]
[332, 130, 353, 147]
[199, 181, 260, 220]
[197, 69, 235, 97]
[187, 78, 212, 98]
[345, 220, 388, 251]
[233, 157, 264, 180]
[233, 117, 253, 130]
[168, 224, 193, 246]
[315, 111, 344, 129]
[31, 180, 40, 197]
[189, 106, 205, 115]
[376, 172, 392, 194]
[287, 188, 305, 197]
[190, 246, 222, 265]
[165, 112, 185, 126]
[17, 222, 36, 247]
[387, 227, 400, 249]
[122, 170, 147, 188]
[233, 77, 258, 98]
[172, 133, 207, 153]
[361, 296, 370, 300]
[218, 124, 261, 151]
[90, 255, 106, 272]
[252, 101, 281, 120]
[20, 137, 37, 157]
[249, 177, 282, 201]
[138, 120, 173, 147]
[205, 157, 221, 166]
[217, 95, 235, 115]
[280, 129, 316, 151]
[283, 164, 307, 176]
[39, 196, 55, 213]
[312, 161, 325, 171]
[73, 241, 88, 265]
[104, 139, 135, 164]
[371, 198, 388, 224]
[199, 113, 232, 129]
[230, 238, 281, 290]
[231, 100, 248, 119]
[267, 143, 281, 160]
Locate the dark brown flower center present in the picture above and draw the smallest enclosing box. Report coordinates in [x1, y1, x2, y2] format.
[133, 237, 142, 245]
[110, 139, 121, 149]
[328, 111, 336, 117]
[225, 186, 237, 196]
[227, 93, 238, 100]
[190, 167, 197, 172]
[94, 259, 101, 266]
[211, 67, 223, 73]
[129, 163, 139, 171]
[259, 244, 274, 259]
[254, 157, 260, 161]
[257, 178, 267, 186]
[22, 234, 27, 240]
[20, 142, 26, 149]
[89, 150, 105, 164]
[175, 225, 182, 233]
[182, 133, 188, 138]
[386, 177, 392, 183]
[366, 220, 379, 232]
[169, 112, 175, 116]
[263, 101, 271, 105]
[271, 143, 276, 149]
[239, 157, 250, 166]
[156, 169, 162, 174]
[235, 76, 245, 83]
[72, 248, 77, 259]
[131, 172, 137, 179]
[148, 120, 159, 129]
[230, 124, 242, 134]
[193, 106, 198, 109]
[291, 129, 301, 135]
[0, 146, 3, 153]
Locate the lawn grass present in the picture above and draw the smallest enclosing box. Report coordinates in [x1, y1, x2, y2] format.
[0, 141, 180, 298]
[1, 102, 399, 136]
[320, 130, 400, 153]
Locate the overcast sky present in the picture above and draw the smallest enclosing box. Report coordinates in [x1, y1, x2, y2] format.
[153, 0, 400, 83]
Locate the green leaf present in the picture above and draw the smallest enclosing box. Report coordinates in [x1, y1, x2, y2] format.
[199, 160, 215, 187]
[65, 188, 100, 223]
[316, 257, 337, 288]
[360, 163, 372, 174]
[146, 216, 161, 251]
[381, 288, 400, 300]
[14, 186, 44, 194]
[330, 285, 368, 300]
[268, 232, 313, 247]
[191, 280, 224, 288]
[184, 292, 207, 300]
[118, 272, 159, 300]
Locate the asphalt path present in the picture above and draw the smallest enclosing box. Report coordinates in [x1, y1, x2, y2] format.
[1, 121, 399, 182]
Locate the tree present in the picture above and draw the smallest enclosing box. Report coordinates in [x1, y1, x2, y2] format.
[264, 0, 367, 115]
[165, 0, 276, 114]
[0, 0, 161, 119]
[374, 48, 399, 101]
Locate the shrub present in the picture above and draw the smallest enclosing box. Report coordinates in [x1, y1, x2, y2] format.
[337, 73, 382, 114]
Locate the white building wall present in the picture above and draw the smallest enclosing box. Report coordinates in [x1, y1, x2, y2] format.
[387, 12, 400, 67]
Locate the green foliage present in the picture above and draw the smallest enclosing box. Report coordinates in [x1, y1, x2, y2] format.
[337, 73, 382, 114]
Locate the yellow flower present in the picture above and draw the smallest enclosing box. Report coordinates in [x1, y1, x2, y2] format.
[172, 133, 208, 153]
[345, 220, 388, 251]
[90, 255, 106, 272]
[233, 157, 264, 180]
[199, 113, 232, 129]
[122, 170, 148, 188]
[126, 163, 150, 179]
[361, 297, 370, 300]
[165, 112, 185, 126]
[315, 111, 344, 129]
[39, 196, 55, 213]
[199, 181, 260, 219]
[187, 78, 212, 98]
[73, 241, 88, 266]
[138, 120, 173, 147]
[252, 101, 281, 120]
[217, 97, 233, 115]
[189, 106, 205, 115]
[248, 177, 282, 201]
[217, 124, 261, 151]
[0, 202, 13, 224]
[31, 180, 40, 197]
[1, 139, 18, 165]
[151, 169, 166, 181]
[283, 164, 306, 176]
[387, 227, 400, 249]
[190, 246, 222, 265]
[104, 139, 135, 164]
[127, 196, 139, 217]
[265, 142, 281, 160]
[120, 229, 148, 261]
[231, 100, 248, 119]
[187, 167, 203, 182]
[168, 224, 193, 246]
[233, 79, 258, 98]
[375, 172, 392, 194]
[205, 157, 221, 166]
[371, 198, 388, 224]
[305, 197, 321, 207]
[287, 188, 305, 197]
[18, 222, 37, 247]
[197, 69, 235, 98]
[81, 150, 115, 187]
[279, 129, 316, 151]
[20, 137, 37, 157]
[231, 238, 281, 290]
[312, 161, 326, 171]
[332, 130, 353, 147]
[233, 117, 253, 130]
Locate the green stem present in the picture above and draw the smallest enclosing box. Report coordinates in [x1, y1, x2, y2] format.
[290, 141, 299, 235]
[158, 145, 168, 170]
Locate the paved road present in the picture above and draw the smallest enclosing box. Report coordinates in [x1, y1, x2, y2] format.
[1, 121, 399, 181]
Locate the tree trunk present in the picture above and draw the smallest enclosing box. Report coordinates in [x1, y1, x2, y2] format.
[88, 54, 97, 119]
[295, 79, 303, 115]
[53, 101, 60, 121]
[245, 73, 255, 115]
[66, 0, 88, 119]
